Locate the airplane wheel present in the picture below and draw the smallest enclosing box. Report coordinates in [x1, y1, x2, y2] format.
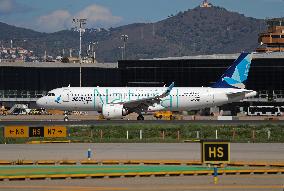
[137, 115, 144, 121]
[64, 116, 69, 122]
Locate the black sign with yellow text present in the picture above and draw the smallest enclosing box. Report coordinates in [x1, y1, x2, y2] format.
[202, 141, 230, 163]
[29, 127, 44, 137]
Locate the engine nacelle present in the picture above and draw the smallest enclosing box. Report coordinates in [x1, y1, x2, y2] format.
[148, 104, 166, 112]
[102, 104, 128, 119]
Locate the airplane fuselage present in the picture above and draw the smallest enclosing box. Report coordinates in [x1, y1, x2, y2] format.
[37, 87, 255, 112]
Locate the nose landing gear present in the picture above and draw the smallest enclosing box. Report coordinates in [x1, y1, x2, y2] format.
[137, 115, 144, 121]
[64, 111, 69, 122]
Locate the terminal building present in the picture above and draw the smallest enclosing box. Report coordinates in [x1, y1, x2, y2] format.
[256, 18, 284, 53]
[0, 52, 283, 114]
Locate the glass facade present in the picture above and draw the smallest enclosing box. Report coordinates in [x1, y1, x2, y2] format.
[0, 67, 121, 91]
[0, 58, 283, 96]
[119, 58, 284, 92]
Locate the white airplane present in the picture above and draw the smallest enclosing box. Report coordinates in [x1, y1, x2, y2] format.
[37, 53, 256, 120]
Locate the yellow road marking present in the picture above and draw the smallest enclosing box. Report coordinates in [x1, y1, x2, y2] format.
[48, 189, 125, 191]
[0, 184, 283, 191]
[0, 185, 127, 191]
[48, 188, 126, 191]
[220, 174, 284, 178]
[133, 185, 284, 190]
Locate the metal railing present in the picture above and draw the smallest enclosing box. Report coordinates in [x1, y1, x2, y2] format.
[0, 90, 46, 99]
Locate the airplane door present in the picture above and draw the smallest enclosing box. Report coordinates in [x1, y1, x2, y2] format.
[205, 89, 214, 107]
[62, 89, 71, 102]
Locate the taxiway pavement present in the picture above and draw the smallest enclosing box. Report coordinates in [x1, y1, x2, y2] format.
[0, 143, 283, 161]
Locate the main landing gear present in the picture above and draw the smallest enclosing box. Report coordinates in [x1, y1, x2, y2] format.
[64, 111, 69, 122]
[137, 115, 144, 121]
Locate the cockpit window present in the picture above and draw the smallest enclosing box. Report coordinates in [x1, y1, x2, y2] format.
[47, 93, 55, 96]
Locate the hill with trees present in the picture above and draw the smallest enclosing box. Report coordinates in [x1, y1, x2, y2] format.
[0, 6, 266, 62]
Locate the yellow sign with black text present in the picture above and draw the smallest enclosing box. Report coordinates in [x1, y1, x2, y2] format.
[44, 126, 66, 138]
[202, 142, 230, 163]
[4, 126, 66, 138]
[4, 126, 29, 138]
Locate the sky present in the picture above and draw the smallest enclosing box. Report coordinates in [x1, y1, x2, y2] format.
[0, 0, 283, 33]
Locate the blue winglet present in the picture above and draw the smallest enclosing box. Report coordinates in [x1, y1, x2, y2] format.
[167, 82, 175, 93]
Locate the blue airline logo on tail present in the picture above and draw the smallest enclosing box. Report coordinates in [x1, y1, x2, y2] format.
[212, 53, 252, 89]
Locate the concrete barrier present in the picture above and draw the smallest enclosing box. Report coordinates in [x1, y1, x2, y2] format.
[101, 160, 121, 165]
[186, 161, 203, 166]
[0, 168, 283, 181]
[80, 160, 99, 165]
[0, 160, 12, 165]
[142, 160, 162, 165]
[15, 160, 34, 165]
[36, 160, 56, 165]
[270, 163, 284, 167]
[227, 161, 284, 167]
[59, 160, 77, 165]
[27, 141, 70, 144]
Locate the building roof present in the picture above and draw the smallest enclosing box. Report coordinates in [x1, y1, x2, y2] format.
[0, 52, 284, 68]
[0, 61, 118, 68]
[145, 52, 284, 60]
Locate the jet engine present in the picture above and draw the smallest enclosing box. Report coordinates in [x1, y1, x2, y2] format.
[102, 104, 128, 119]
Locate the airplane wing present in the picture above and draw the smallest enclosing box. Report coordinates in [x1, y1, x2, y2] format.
[122, 82, 175, 112]
[226, 90, 256, 100]
[226, 92, 246, 100]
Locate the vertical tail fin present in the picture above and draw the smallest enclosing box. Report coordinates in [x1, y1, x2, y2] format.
[212, 53, 252, 89]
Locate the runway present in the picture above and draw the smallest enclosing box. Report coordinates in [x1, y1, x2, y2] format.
[0, 143, 283, 161]
[1, 120, 284, 126]
[0, 143, 283, 191]
[0, 175, 283, 191]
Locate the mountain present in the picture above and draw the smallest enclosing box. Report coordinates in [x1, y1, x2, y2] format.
[0, 22, 43, 39]
[0, 6, 266, 62]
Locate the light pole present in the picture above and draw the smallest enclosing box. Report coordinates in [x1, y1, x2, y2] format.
[121, 34, 128, 60]
[73, 18, 87, 87]
[91, 42, 98, 63]
[118, 46, 124, 60]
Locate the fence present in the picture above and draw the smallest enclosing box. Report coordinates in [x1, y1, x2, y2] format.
[1, 124, 284, 143]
